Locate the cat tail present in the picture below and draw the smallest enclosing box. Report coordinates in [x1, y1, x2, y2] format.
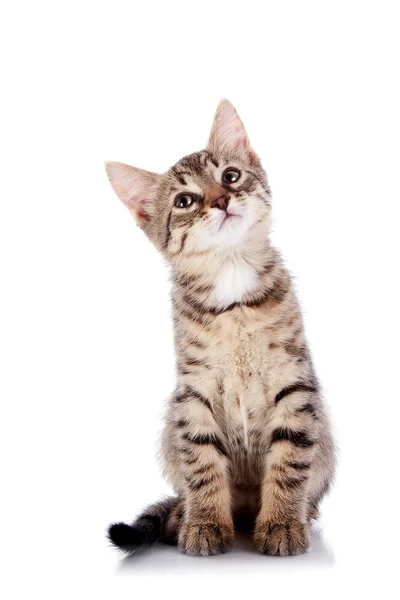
[107, 496, 184, 555]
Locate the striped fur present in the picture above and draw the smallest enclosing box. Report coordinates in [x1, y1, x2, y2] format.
[106, 100, 335, 557]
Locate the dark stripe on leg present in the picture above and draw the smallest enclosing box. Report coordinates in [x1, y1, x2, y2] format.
[185, 473, 216, 491]
[274, 383, 317, 404]
[186, 386, 212, 411]
[174, 393, 188, 403]
[296, 403, 317, 417]
[275, 475, 309, 491]
[182, 432, 228, 457]
[286, 461, 312, 470]
[191, 464, 215, 476]
[270, 427, 315, 448]
[173, 387, 213, 411]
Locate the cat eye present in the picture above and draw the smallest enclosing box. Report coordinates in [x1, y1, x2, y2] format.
[175, 193, 195, 208]
[222, 168, 241, 184]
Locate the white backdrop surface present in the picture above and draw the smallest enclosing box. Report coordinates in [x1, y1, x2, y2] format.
[1, 1, 399, 598]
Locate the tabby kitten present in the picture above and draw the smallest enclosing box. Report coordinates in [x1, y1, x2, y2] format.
[106, 100, 335, 557]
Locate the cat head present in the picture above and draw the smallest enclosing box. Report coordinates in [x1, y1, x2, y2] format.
[106, 100, 271, 264]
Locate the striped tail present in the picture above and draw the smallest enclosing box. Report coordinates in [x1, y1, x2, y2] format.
[108, 496, 184, 555]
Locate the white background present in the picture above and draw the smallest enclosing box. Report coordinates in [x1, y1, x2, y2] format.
[1, 1, 399, 598]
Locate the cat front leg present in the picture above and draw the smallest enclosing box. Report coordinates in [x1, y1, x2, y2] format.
[173, 386, 234, 556]
[254, 387, 318, 556]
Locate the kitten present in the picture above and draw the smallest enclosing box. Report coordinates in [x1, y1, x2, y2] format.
[106, 100, 335, 557]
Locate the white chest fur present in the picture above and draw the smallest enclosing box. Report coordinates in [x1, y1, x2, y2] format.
[212, 258, 258, 308]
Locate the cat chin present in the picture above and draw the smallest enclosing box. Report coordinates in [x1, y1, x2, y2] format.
[194, 225, 250, 251]
[195, 211, 260, 252]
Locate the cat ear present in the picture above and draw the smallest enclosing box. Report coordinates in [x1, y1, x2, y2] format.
[207, 99, 251, 156]
[105, 161, 159, 223]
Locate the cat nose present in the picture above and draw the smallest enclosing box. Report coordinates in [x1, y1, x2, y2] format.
[211, 194, 230, 211]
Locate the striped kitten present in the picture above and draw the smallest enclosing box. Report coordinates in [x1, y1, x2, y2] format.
[106, 100, 335, 557]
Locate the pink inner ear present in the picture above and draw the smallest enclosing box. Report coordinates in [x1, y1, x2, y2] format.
[122, 188, 149, 217]
[229, 110, 250, 150]
[209, 99, 251, 154]
[135, 201, 150, 222]
[126, 194, 151, 222]
[234, 134, 249, 151]
[105, 161, 156, 221]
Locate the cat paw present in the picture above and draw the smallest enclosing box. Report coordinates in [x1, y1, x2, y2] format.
[178, 522, 234, 556]
[254, 520, 310, 556]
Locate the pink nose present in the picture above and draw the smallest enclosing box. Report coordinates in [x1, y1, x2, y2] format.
[211, 195, 230, 211]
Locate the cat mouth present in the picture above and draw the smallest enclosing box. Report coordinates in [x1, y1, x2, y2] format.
[219, 212, 241, 230]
